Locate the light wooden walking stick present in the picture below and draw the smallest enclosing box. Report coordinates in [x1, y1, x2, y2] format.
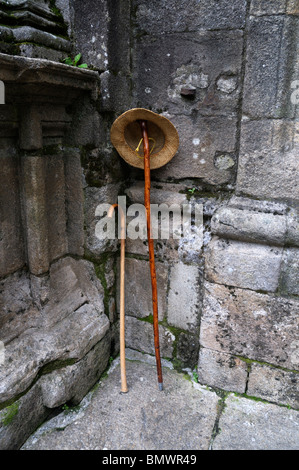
[108, 203, 128, 393]
[110, 108, 179, 391]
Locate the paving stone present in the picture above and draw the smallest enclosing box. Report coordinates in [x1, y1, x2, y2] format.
[21, 359, 220, 450]
[19, 357, 299, 451]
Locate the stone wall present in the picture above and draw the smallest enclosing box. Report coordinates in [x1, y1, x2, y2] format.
[116, 0, 299, 408]
[0, 0, 298, 449]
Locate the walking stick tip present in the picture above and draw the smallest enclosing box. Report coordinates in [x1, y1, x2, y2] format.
[158, 382, 163, 391]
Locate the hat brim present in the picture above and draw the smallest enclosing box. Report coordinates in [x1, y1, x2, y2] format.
[110, 108, 179, 170]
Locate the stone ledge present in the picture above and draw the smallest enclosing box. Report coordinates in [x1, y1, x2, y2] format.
[0, 52, 100, 102]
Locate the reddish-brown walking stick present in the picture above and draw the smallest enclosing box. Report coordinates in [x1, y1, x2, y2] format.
[139, 119, 163, 391]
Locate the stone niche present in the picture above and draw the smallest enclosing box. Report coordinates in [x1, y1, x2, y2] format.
[0, 53, 110, 450]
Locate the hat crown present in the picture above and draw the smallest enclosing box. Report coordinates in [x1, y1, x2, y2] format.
[110, 108, 179, 170]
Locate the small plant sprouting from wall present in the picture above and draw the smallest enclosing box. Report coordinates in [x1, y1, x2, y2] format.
[62, 53, 88, 68]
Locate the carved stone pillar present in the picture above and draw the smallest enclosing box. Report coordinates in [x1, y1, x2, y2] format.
[0, 52, 100, 277]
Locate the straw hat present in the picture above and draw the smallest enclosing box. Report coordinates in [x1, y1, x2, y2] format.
[110, 108, 179, 170]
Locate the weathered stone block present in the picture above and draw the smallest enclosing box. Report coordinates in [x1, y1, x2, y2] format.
[212, 394, 299, 450]
[250, 0, 287, 15]
[0, 270, 40, 344]
[133, 30, 243, 118]
[84, 184, 120, 258]
[125, 315, 175, 358]
[0, 302, 109, 405]
[205, 237, 282, 292]
[0, 382, 49, 450]
[72, 0, 109, 70]
[236, 119, 299, 203]
[168, 262, 201, 332]
[116, 257, 168, 320]
[0, 257, 108, 405]
[286, 209, 299, 247]
[250, 0, 299, 16]
[200, 281, 299, 370]
[45, 154, 68, 262]
[279, 248, 299, 296]
[40, 333, 111, 408]
[0, 154, 24, 278]
[133, 0, 247, 34]
[211, 206, 287, 246]
[19, 105, 42, 150]
[247, 362, 299, 409]
[100, 71, 132, 113]
[242, 15, 298, 118]
[228, 195, 288, 215]
[125, 181, 188, 206]
[43, 257, 105, 327]
[154, 113, 238, 185]
[287, 0, 299, 14]
[197, 347, 248, 393]
[22, 155, 49, 275]
[64, 149, 84, 257]
[176, 332, 199, 368]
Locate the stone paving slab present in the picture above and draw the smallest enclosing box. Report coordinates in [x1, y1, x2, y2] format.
[21, 351, 299, 451]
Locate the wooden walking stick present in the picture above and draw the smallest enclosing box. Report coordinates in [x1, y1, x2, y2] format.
[110, 108, 179, 391]
[139, 119, 163, 390]
[108, 203, 128, 393]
